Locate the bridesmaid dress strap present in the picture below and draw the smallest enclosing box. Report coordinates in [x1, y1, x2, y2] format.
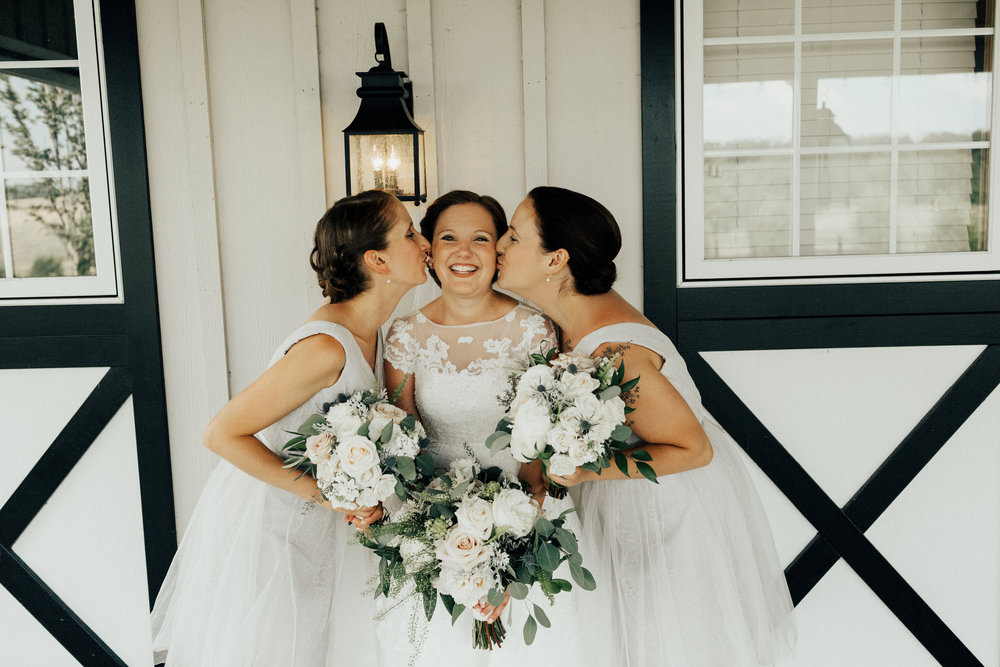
[269, 321, 360, 368]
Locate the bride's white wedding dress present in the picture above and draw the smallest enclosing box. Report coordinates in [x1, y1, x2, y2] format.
[150, 322, 380, 666]
[572, 323, 797, 667]
[378, 303, 586, 666]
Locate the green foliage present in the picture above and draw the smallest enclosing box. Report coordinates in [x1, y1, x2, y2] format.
[29, 255, 64, 277]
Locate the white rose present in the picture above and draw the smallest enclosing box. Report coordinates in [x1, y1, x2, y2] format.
[436, 528, 491, 570]
[368, 403, 409, 442]
[567, 439, 596, 467]
[315, 458, 339, 484]
[508, 397, 552, 463]
[399, 537, 434, 574]
[551, 352, 597, 373]
[305, 432, 335, 463]
[573, 393, 603, 420]
[336, 435, 379, 476]
[373, 473, 398, 502]
[547, 453, 578, 477]
[557, 371, 601, 399]
[546, 421, 581, 454]
[454, 496, 494, 539]
[491, 488, 539, 538]
[516, 364, 556, 396]
[600, 395, 627, 425]
[356, 487, 378, 508]
[326, 403, 366, 439]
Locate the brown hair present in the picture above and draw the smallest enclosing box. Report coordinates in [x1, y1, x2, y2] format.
[310, 190, 397, 302]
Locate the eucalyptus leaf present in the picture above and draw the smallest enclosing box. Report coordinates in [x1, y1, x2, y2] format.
[485, 431, 511, 454]
[396, 456, 416, 481]
[570, 563, 597, 591]
[380, 421, 395, 443]
[415, 453, 435, 476]
[568, 551, 583, 566]
[598, 385, 622, 401]
[394, 479, 405, 501]
[508, 582, 530, 600]
[610, 424, 632, 442]
[532, 603, 551, 628]
[553, 578, 573, 592]
[534, 517, 555, 538]
[487, 587, 505, 606]
[523, 614, 538, 645]
[536, 541, 560, 572]
[553, 527, 578, 553]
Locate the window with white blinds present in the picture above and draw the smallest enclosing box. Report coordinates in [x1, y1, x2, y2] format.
[682, 0, 999, 282]
[0, 0, 121, 302]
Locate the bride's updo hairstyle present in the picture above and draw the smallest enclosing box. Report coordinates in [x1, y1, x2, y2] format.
[527, 186, 621, 295]
[310, 189, 397, 302]
[419, 189, 507, 286]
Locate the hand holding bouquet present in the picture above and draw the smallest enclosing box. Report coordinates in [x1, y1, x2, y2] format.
[488, 349, 653, 497]
[281, 388, 434, 519]
[359, 459, 592, 650]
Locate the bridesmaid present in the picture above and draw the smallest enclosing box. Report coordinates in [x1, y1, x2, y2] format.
[495, 186, 795, 666]
[150, 190, 430, 666]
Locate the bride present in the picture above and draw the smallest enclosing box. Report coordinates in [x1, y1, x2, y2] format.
[377, 190, 585, 665]
[150, 190, 430, 666]
[495, 186, 796, 666]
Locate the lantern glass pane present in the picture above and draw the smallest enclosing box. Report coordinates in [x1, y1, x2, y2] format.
[349, 133, 417, 198]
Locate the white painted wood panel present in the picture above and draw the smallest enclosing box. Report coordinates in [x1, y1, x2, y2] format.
[135, 0, 230, 532]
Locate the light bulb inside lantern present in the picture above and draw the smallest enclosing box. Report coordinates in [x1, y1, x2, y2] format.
[372, 146, 384, 171]
[387, 147, 401, 171]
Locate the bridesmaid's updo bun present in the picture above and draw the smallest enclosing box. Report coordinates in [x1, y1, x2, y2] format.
[310, 190, 397, 302]
[419, 190, 507, 286]
[528, 186, 621, 295]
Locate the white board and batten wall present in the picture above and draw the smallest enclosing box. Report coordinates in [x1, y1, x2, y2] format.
[133, 1, 998, 666]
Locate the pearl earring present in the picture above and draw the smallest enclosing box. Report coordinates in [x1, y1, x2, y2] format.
[386, 278, 392, 284]
[545, 276, 551, 283]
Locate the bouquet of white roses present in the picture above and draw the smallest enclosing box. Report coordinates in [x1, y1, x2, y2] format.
[487, 348, 652, 497]
[281, 388, 435, 510]
[359, 458, 592, 650]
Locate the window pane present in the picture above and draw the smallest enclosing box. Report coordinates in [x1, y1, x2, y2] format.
[705, 155, 793, 259]
[704, 44, 794, 150]
[704, 0, 794, 38]
[898, 36, 992, 144]
[0, 0, 78, 61]
[902, 0, 987, 31]
[803, 0, 895, 33]
[0, 69, 86, 172]
[6, 177, 94, 277]
[803, 40, 893, 147]
[897, 149, 986, 252]
[801, 152, 891, 255]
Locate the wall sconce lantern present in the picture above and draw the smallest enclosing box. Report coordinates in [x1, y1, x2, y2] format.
[343, 23, 427, 205]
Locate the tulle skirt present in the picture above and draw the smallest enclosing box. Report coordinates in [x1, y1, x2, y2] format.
[372, 494, 587, 666]
[150, 462, 378, 666]
[573, 419, 796, 667]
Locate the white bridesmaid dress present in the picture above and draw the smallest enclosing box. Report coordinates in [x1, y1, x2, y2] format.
[572, 322, 796, 667]
[150, 321, 382, 666]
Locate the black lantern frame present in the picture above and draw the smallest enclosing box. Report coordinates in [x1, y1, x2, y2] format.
[343, 23, 427, 205]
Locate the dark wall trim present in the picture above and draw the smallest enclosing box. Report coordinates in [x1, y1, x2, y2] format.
[639, 0, 679, 341]
[0, 335, 129, 367]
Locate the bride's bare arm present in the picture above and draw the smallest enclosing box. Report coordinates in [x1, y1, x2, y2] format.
[384, 361, 420, 422]
[548, 342, 713, 486]
[203, 333, 380, 524]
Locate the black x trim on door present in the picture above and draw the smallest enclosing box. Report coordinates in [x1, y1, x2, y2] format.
[0, 367, 132, 666]
[684, 346, 1000, 667]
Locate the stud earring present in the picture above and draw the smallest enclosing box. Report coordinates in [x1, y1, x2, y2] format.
[545, 276, 551, 283]
[387, 278, 392, 284]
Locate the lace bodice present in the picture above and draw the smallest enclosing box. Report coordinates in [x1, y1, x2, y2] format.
[385, 304, 556, 478]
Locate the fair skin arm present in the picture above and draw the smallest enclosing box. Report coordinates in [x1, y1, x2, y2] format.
[203, 333, 383, 526]
[548, 342, 713, 488]
[383, 360, 420, 421]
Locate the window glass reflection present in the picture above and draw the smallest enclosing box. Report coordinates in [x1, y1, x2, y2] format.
[704, 0, 794, 38]
[6, 177, 94, 277]
[705, 156, 793, 259]
[0, 70, 86, 172]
